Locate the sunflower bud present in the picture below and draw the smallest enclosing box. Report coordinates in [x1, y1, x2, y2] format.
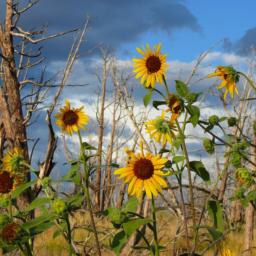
[235, 168, 254, 187]
[228, 117, 237, 127]
[203, 138, 215, 154]
[209, 115, 219, 126]
[41, 177, 51, 188]
[52, 199, 67, 215]
[230, 152, 241, 168]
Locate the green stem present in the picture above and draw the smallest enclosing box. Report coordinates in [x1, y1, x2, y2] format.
[151, 197, 159, 256]
[176, 120, 196, 248]
[162, 75, 170, 96]
[18, 243, 27, 256]
[238, 71, 256, 92]
[77, 130, 102, 256]
[152, 88, 167, 100]
[24, 242, 33, 256]
[65, 215, 75, 255]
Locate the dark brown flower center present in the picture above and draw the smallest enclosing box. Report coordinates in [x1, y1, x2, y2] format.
[63, 110, 78, 125]
[134, 158, 154, 180]
[0, 171, 14, 194]
[1, 222, 20, 243]
[146, 56, 161, 73]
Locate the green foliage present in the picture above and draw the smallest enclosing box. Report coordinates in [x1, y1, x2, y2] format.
[187, 105, 200, 127]
[207, 200, 224, 232]
[189, 161, 210, 182]
[208, 115, 219, 126]
[143, 89, 153, 107]
[202, 138, 215, 154]
[52, 199, 67, 215]
[227, 117, 237, 127]
[175, 80, 189, 98]
[172, 155, 185, 164]
[25, 197, 52, 213]
[153, 100, 166, 110]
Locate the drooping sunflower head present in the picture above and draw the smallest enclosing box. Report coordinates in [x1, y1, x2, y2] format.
[114, 145, 169, 199]
[145, 111, 176, 145]
[55, 100, 89, 135]
[167, 94, 183, 122]
[2, 148, 24, 174]
[1, 222, 21, 243]
[208, 66, 239, 100]
[133, 43, 168, 88]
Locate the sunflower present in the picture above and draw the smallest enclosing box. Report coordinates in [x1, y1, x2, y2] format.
[220, 248, 234, 256]
[208, 66, 239, 100]
[167, 94, 183, 122]
[1, 222, 21, 243]
[55, 100, 89, 135]
[2, 148, 24, 174]
[145, 111, 176, 145]
[114, 145, 169, 199]
[133, 43, 168, 88]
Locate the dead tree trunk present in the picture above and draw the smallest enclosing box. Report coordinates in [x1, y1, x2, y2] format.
[0, 0, 30, 208]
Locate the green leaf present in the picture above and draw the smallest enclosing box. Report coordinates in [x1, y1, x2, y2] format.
[122, 197, 138, 213]
[143, 89, 153, 107]
[67, 194, 84, 209]
[153, 100, 166, 110]
[22, 213, 55, 231]
[189, 161, 210, 182]
[11, 180, 36, 199]
[175, 80, 189, 98]
[173, 136, 183, 149]
[111, 231, 128, 255]
[104, 208, 123, 224]
[63, 162, 81, 185]
[207, 227, 223, 241]
[186, 92, 201, 103]
[29, 221, 54, 236]
[187, 105, 200, 127]
[110, 163, 120, 168]
[207, 200, 224, 232]
[123, 218, 151, 236]
[25, 197, 51, 212]
[172, 155, 185, 163]
[53, 229, 62, 239]
[82, 142, 97, 150]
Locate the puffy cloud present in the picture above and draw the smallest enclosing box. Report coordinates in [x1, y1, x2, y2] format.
[11, 0, 201, 60]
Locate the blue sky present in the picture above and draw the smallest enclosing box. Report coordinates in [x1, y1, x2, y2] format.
[13, 0, 256, 63]
[117, 1, 256, 61]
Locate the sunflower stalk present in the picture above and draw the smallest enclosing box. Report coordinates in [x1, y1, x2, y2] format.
[163, 75, 170, 96]
[77, 129, 102, 256]
[151, 197, 160, 256]
[176, 119, 196, 249]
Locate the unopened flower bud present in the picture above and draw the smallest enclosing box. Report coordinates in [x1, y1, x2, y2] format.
[228, 117, 237, 127]
[52, 199, 67, 215]
[203, 138, 215, 154]
[209, 115, 219, 126]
